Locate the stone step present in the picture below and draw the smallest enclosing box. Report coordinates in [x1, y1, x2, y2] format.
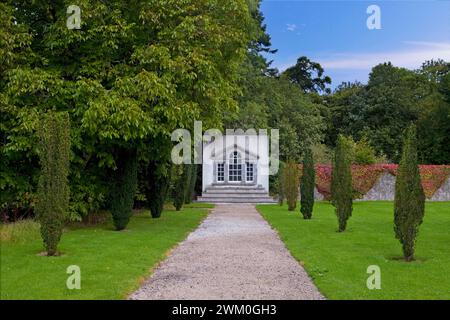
[205, 189, 267, 194]
[196, 197, 276, 204]
[210, 184, 264, 189]
[201, 193, 271, 198]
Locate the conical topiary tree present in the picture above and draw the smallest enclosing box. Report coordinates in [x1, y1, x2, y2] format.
[110, 147, 138, 230]
[173, 164, 191, 211]
[300, 148, 315, 219]
[277, 162, 285, 206]
[185, 164, 197, 204]
[283, 160, 300, 211]
[394, 125, 425, 262]
[145, 161, 171, 219]
[35, 112, 71, 256]
[331, 135, 353, 232]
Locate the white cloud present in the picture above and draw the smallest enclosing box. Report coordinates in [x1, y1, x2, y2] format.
[286, 23, 297, 32]
[318, 41, 450, 70]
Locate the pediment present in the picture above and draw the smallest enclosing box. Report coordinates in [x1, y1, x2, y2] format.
[210, 144, 259, 161]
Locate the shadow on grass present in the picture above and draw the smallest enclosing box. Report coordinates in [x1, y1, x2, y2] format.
[386, 254, 428, 263]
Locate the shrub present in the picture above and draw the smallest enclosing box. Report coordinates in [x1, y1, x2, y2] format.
[110, 148, 138, 231]
[354, 137, 377, 165]
[394, 125, 425, 261]
[35, 112, 71, 256]
[331, 135, 353, 232]
[185, 164, 198, 204]
[173, 164, 191, 211]
[311, 143, 332, 164]
[283, 160, 300, 211]
[145, 162, 171, 219]
[276, 162, 285, 206]
[300, 148, 315, 219]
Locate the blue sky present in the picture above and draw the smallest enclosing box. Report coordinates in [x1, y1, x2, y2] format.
[261, 0, 450, 88]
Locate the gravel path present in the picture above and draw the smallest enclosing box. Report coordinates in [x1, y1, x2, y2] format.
[130, 203, 324, 300]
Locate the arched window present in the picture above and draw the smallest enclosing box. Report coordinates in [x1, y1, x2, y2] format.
[228, 151, 242, 182]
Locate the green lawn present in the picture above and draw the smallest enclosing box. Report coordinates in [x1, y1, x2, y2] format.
[0, 204, 212, 300]
[257, 201, 450, 300]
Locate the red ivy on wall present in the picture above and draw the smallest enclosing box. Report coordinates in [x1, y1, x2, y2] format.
[299, 164, 450, 200]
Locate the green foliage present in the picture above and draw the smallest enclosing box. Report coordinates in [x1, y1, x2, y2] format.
[417, 60, 450, 165]
[256, 77, 324, 162]
[322, 81, 364, 147]
[283, 160, 300, 211]
[354, 137, 377, 165]
[311, 143, 333, 164]
[282, 56, 332, 94]
[334, 135, 378, 165]
[110, 148, 138, 231]
[172, 164, 191, 211]
[300, 148, 315, 219]
[331, 135, 353, 232]
[323, 61, 449, 164]
[183, 165, 193, 205]
[225, 23, 325, 163]
[185, 164, 198, 204]
[1, 1, 253, 220]
[35, 112, 70, 256]
[394, 125, 425, 261]
[143, 161, 171, 219]
[275, 162, 285, 206]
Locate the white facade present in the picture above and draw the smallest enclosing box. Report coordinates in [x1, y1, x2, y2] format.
[202, 134, 270, 192]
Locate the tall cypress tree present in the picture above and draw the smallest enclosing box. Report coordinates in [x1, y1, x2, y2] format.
[110, 148, 138, 230]
[331, 135, 353, 232]
[36, 112, 70, 256]
[394, 125, 425, 262]
[185, 164, 198, 204]
[300, 148, 315, 219]
[144, 161, 171, 219]
[277, 162, 285, 206]
[283, 160, 300, 211]
[173, 164, 191, 211]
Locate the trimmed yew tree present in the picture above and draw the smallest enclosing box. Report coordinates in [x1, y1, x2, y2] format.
[35, 112, 70, 256]
[185, 164, 198, 204]
[283, 160, 300, 211]
[144, 161, 171, 219]
[331, 135, 353, 232]
[394, 125, 425, 262]
[173, 164, 192, 211]
[110, 148, 138, 230]
[277, 162, 285, 206]
[300, 148, 315, 219]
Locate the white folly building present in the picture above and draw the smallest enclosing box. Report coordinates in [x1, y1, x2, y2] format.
[198, 132, 276, 203]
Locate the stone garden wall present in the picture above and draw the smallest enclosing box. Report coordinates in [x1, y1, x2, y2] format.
[298, 164, 450, 201]
[361, 172, 396, 201]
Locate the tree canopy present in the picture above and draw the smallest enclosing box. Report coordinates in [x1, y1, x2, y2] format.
[1, 0, 253, 219]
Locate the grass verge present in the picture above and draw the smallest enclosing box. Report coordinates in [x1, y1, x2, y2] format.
[257, 201, 450, 300]
[0, 204, 211, 300]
